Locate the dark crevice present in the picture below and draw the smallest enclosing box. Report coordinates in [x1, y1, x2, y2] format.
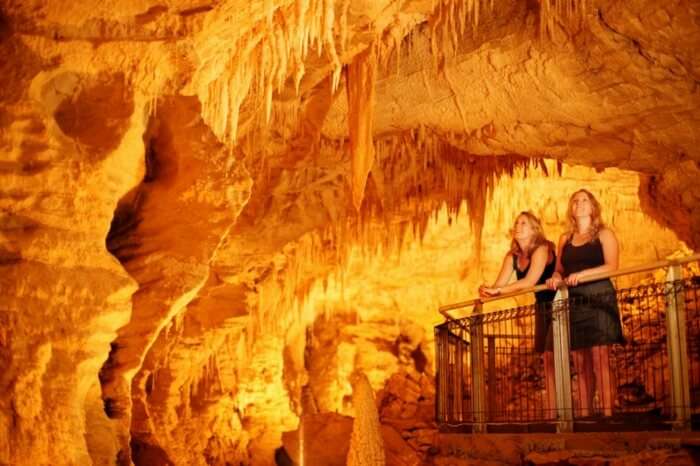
[145, 372, 154, 396]
[0, 247, 22, 266]
[105, 116, 160, 260]
[0, 160, 52, 175]
[116, 449, 130, 466]
[99, 341, 123, 386]
[100, 113, 161, 417]
[274, 447, 296, 466]
[179, 5, 214, 17]
[135, 5, 168, 25]
[106, 189, 146, 259]
[103, 397, 126, 419]
[131, 438, 174, 466]
[0, 8, 10, 41]
[411, 344, 428, 374]
[144, 138, 160, 183]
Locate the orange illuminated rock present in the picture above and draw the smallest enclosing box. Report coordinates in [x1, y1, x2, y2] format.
[0, 1, 699, 465]
[347, 44, 378, 211]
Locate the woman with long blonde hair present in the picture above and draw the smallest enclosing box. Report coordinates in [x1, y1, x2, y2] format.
[480, 211, 557, 414]
[547, 189, 624, 417]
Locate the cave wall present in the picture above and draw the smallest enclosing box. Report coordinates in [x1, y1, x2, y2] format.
[0, 1, 698, 465]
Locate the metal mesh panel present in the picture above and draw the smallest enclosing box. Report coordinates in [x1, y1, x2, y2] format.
[481, 305, 555, 423]
[435, 274, 700, 431]
[683, 274, 700, 417]
[584, 282, 671, 421]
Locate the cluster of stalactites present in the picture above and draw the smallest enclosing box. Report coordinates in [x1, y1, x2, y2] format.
[326, 128, 545, 262]
[428, 0, 494, 66]
[305, 0, 584, 210]
[195, 0, 587, 146]
[539, 0, 588, 39]
[144, 312, 243, 420]
[237, 129, 552, 349]
[195, 0, 348, 144]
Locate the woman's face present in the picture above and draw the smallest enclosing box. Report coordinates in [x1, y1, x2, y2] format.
[513, 215, 535, 241]
[571, 191, 593, 218]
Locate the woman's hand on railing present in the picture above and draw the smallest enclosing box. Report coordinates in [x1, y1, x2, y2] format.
[564, 272, 583, 287]
[479, 284, 501, 297]
[546, 273, 563, 290]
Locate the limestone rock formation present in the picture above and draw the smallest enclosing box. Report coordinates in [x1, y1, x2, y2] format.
[347, 371, 385, 466]
[1, 1, 699, 465]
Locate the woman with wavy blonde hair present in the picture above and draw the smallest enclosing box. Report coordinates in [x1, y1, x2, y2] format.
[480, 211, 556, 298]
[479, 211, 557, 414]
[566, 188, 605, 239]
[508, 211, 552, 257]
[547, 189, 624, 417]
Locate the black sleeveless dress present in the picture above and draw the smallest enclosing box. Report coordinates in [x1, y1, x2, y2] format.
[513, 252, 556, 353]
[561, 237, 625, 350]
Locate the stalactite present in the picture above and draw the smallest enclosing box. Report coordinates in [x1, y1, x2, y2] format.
[346, 43, 378, 211]
[336, 128, 542, 263]
[234, 130, 548, 340]
[427, 0, 494, 67]
[539, 0, 587, 39]
[196, 0, 344, 144]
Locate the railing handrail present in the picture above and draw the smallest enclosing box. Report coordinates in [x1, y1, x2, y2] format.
[439, 252, 700, 319]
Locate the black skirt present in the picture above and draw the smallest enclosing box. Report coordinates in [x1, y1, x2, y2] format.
[534, 289, 556, 353]
[568, 279, 625, 350]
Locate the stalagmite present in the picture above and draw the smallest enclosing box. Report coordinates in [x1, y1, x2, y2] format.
[346, 371, 385, 466]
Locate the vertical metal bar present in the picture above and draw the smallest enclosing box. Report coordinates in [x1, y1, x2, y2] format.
[447, 333, 459, 423]
[434, 326, 447, 424]
[552, 286, 573, 432]
[487, 335, 496, 421]
[470, 302, 486, 432]
[690, 286, 699, 415]
[455, 332, 464, 422]
[666, 265, 691, 430]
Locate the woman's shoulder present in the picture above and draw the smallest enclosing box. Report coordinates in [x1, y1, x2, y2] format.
[533, 243, 550, 254]
[597, 227, 617, 243]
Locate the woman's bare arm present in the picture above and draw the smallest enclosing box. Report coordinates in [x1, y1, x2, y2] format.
[497, 245, 548, 294]
[546, 233, 567, 289]
[479, 252, 514, 297]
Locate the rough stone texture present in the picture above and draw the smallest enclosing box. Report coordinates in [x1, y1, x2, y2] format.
[99, 94, 252, 462]
[523, 447, 697, 466]
[347, 371, 385, 466]
[1, 1, 699, 465]
[0, 62, 142, 464]
[437, 432, 700, 466]
[281, 413, 421, 466]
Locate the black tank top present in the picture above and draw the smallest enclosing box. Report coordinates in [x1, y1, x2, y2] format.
[513, 251, 557, 303]
[561, 236, 605, 276]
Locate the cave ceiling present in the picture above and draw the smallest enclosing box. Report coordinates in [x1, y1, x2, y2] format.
[1, 0, 699, 465]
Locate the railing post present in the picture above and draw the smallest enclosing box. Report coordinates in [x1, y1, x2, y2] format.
[454, 332, 464, 423]
[434, 325, 448, 424]
[487, 335, 496, 421]
[665, 264, 691, 431]
[552, 287, 573, 433]
[470, 301, 487, 433]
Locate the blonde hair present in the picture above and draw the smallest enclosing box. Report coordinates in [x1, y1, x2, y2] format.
[567, 189, 605, 239]
[509, 211, 554, 258]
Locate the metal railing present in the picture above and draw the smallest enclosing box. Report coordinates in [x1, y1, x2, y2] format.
[435, 253, 700, 433]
